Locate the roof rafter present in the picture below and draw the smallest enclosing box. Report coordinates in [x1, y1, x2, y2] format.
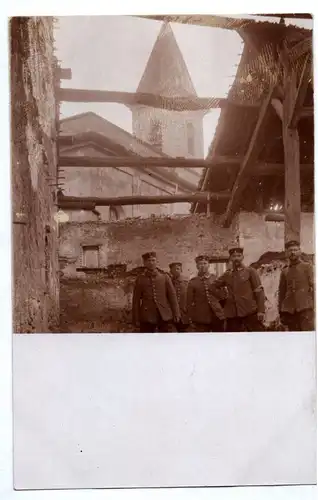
[289, 53, 312, 128]
[57, 88, 260, 111]
[57, 191, 230, 210]
[221, 85, 276, 227]
[58, 155, 313, 175]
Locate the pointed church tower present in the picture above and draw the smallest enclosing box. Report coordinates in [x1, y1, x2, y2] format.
[132, 22, 204, 160]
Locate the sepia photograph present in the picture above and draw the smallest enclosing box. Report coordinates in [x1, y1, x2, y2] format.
[9, 11, 316, 492]
[11, 14, 314, 335]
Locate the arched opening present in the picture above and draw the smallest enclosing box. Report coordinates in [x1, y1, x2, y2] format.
[149, 119, 163, 151]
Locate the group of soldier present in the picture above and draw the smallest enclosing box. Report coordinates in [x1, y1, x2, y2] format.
[132, 240, 314, 333]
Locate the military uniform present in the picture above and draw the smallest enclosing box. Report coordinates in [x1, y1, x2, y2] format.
[132, 269, 180, 333]
[187, 273, 225, 332]
[279, 260, 314, 331]
[213, 265, 265, 332]
[170, 274, 190, 332]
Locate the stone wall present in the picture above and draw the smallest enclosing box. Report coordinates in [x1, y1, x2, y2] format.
[239, 212, 314, 265]
[11, 17, 59, 332]
[59, 211, 314, 332]
[58, 214, 239, 331]
[59, 215, 239, 277]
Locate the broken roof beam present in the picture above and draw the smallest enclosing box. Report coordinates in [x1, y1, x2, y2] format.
[221, 85, 275, 228]
[58, 191, 230, 209]
[58, 88, 259, 111]
[134, 15, 255, 30]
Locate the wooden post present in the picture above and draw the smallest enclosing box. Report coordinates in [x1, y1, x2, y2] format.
[283, 68, 301, 243]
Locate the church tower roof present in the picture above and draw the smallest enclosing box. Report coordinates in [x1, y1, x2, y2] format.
[137, 22, 198, 98]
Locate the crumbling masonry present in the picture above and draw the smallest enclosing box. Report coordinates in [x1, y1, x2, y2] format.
[11, 17, 59, 332]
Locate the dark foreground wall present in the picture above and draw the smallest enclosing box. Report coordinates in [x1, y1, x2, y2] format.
[11, 17, 59, 332]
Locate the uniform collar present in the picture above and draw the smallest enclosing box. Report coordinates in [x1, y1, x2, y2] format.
[170, 274, 183, 281]
[145, 268, 159, 276]
[198, 272, 211, 279]
[288, 258, 302, 267]
[231, 263, 245, 272]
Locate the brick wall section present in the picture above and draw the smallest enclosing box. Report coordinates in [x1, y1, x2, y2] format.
[11, 17, 59, 333]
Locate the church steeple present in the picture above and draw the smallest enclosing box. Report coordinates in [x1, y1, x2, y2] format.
[132, 22, 204, 161]
[137, 22, 197, 98]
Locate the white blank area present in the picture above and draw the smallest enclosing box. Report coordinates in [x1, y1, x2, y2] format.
[13, 333, 316, 490]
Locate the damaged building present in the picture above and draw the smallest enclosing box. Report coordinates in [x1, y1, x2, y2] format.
[11, 15, 314, 333]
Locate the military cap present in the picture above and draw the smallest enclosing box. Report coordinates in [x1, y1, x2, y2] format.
[169, 262, 182, 268]
[229, 247, 244, 256]
[285, 240, 300, 249]
[142, 251, 157, 260]
[195, 254, 210, 263]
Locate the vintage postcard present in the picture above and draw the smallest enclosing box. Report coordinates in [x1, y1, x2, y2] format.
[10, 13, 316, 490]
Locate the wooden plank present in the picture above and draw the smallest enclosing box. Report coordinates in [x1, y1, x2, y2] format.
[271, 98, 283, 120]
[58, 88, 259, 111]
[133, 15, 256, 30]
[58, 155, 228, 169]
[265, 213, 285, 222]
[289, 54, 312, 128]
[58, 154, 313, 176]
[56, 67, 72, 80]
[283, 69, 301, 243]
[221, 86, 275, 227]
[57, 191, 231, 209]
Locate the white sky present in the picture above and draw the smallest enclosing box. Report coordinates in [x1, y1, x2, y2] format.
[55, 15, 312, 157]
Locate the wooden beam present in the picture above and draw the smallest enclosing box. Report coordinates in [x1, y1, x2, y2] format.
[256, 13, 313, 19]
[265, 213, 285, 222]
[133, 15, 256, 30]
[57, 191, 230, 209]
[289, 54, 312, 128]
[56, 67, 72, 80]
[194, 101, 231, 213]
[283, 69, 301, 243]
[58, 155, 313, 176]
[221, 86, 275, 227]
[58, 155, 228, 169]
[58, 88, 259, 111]
[271, 98, 283, 120]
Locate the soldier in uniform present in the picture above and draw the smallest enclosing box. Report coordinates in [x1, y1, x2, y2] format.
[212, 247, 265, 332]
[132, 252, 180, 333]
[186, 255, 226, 332]
[278, 240, 314, 331]
[169, 262, 190, 332]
